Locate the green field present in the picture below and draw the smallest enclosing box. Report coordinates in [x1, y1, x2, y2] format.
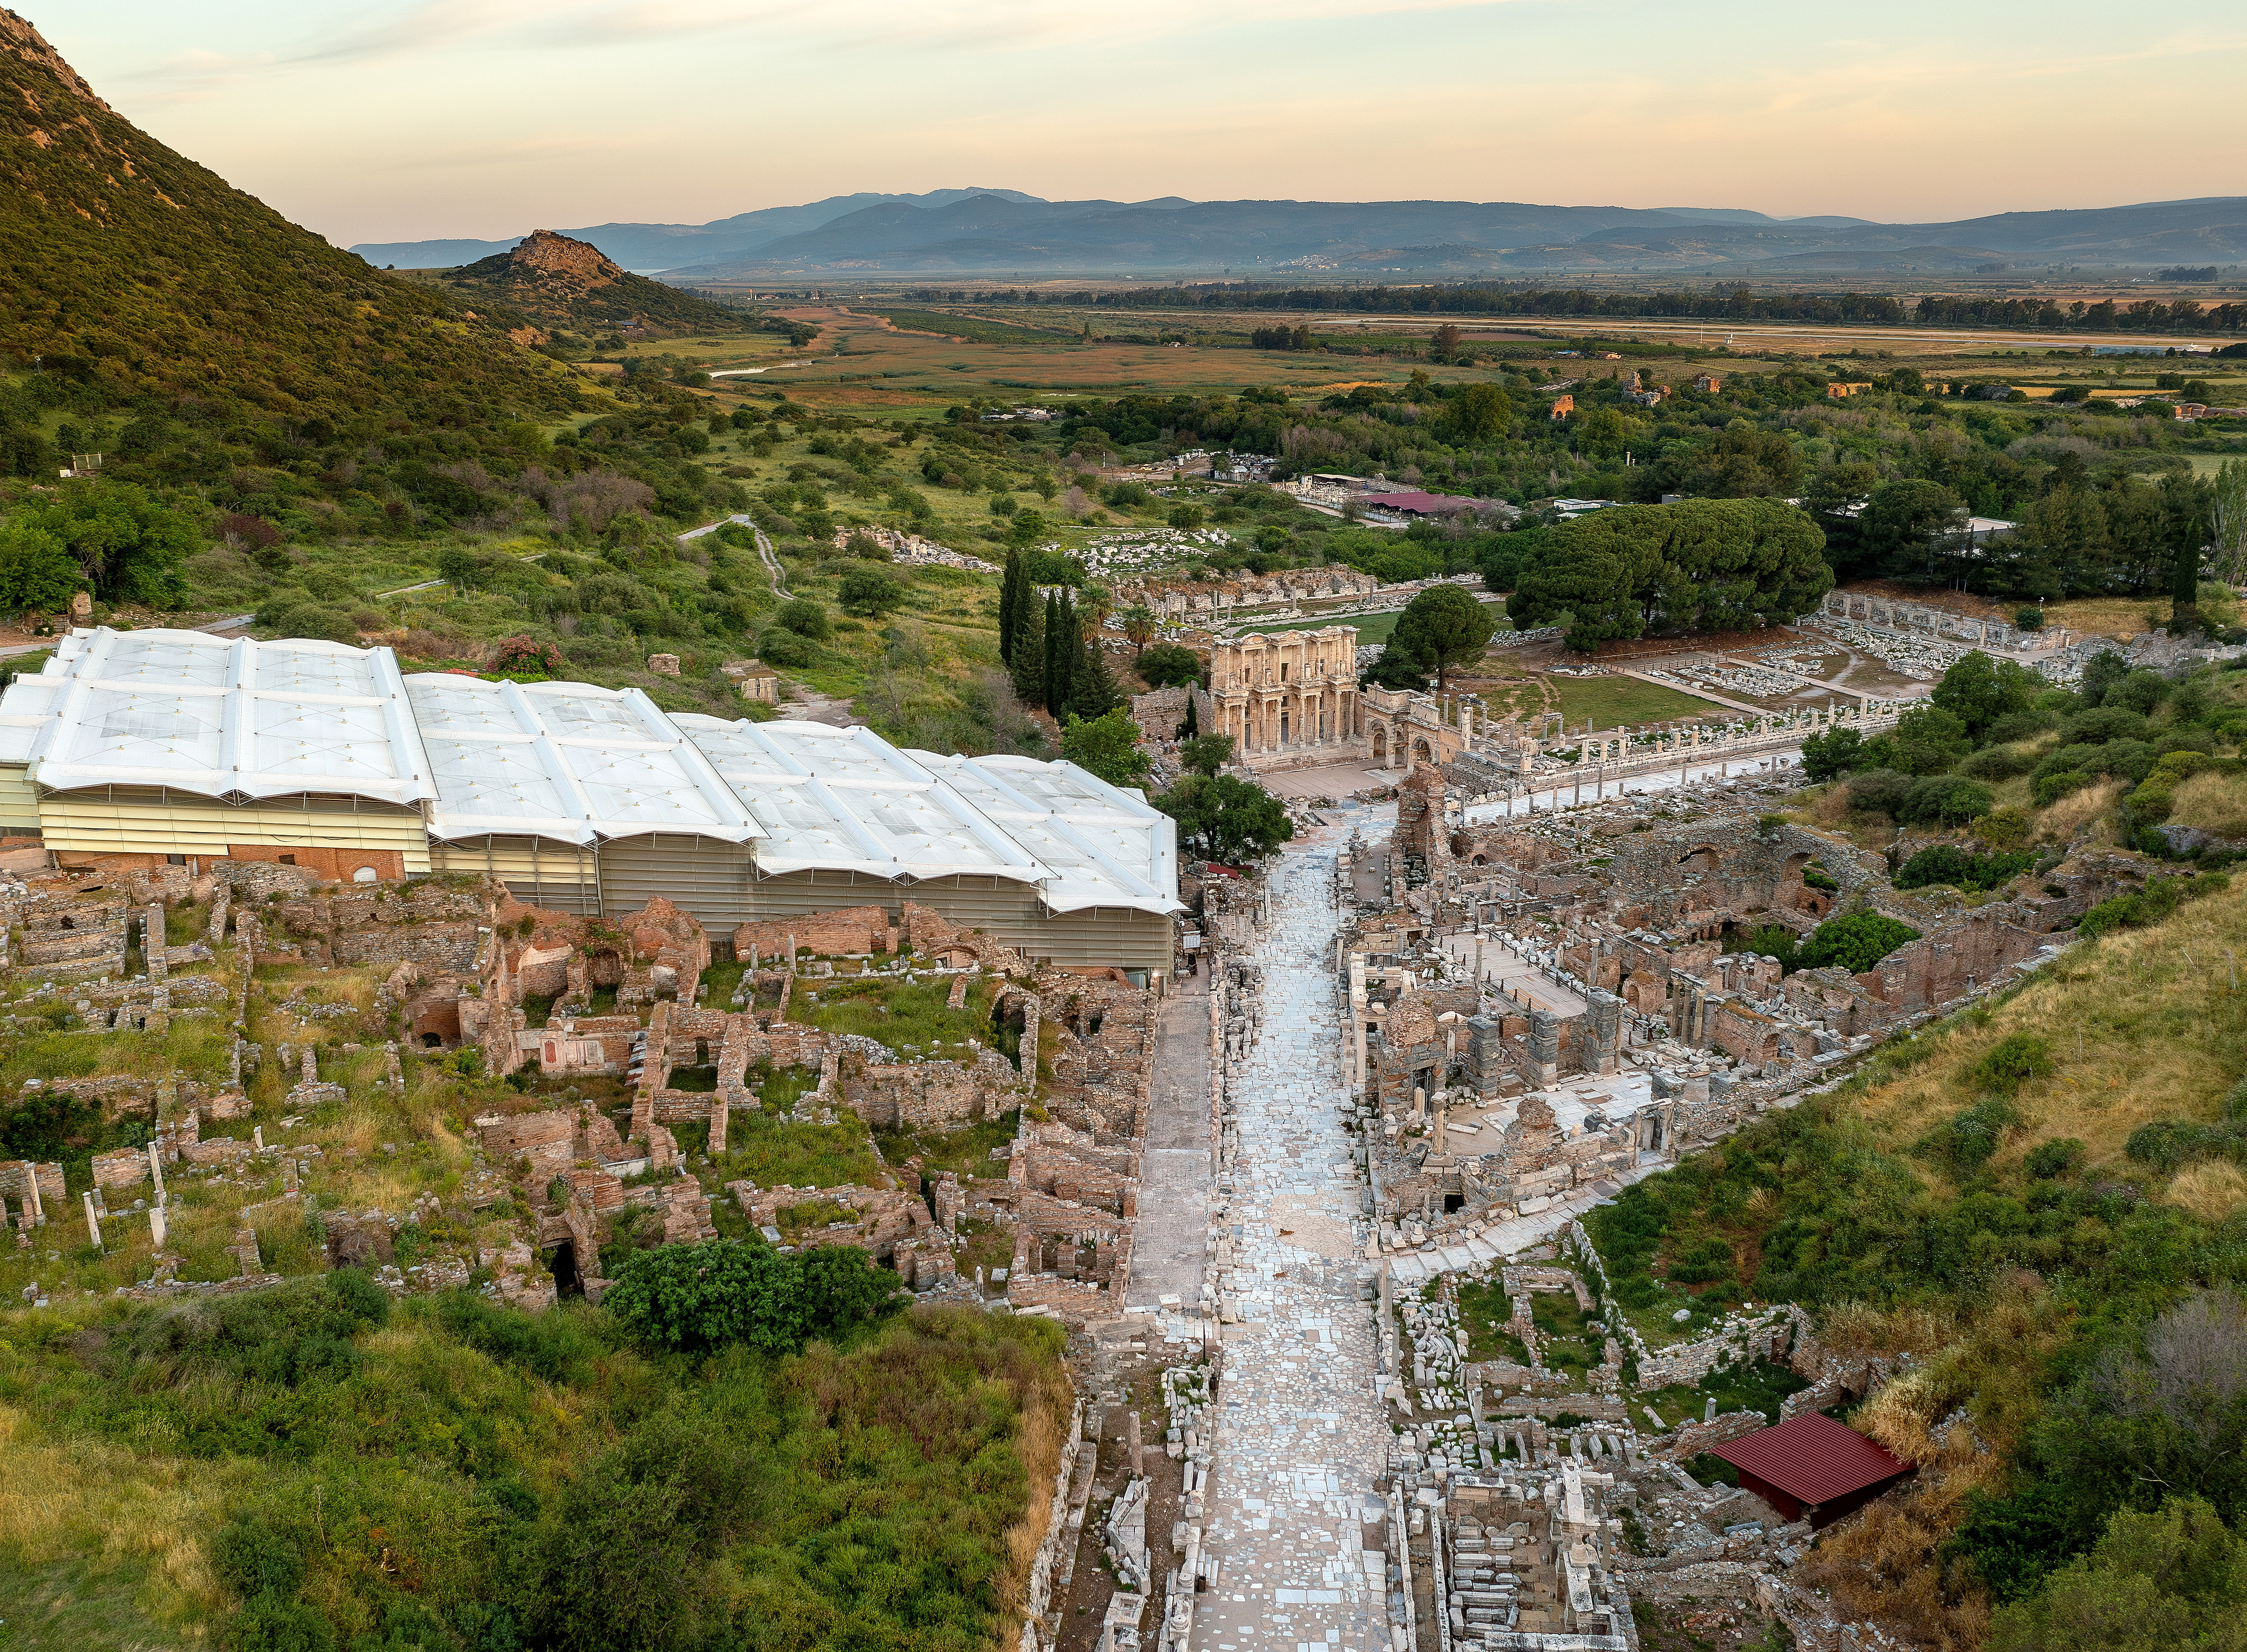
[869, 309, 1069, 345]
[1544, 675, 1727, 729]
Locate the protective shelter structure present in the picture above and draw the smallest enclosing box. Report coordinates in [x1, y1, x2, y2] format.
[1708, 1413, 1914, 1529]
[0, 629, 1183, 971]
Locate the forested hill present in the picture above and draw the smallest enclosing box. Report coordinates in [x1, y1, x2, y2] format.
[0, 9, 584, 426]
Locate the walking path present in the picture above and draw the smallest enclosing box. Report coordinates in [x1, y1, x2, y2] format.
[1197, 842, 1394, 1652]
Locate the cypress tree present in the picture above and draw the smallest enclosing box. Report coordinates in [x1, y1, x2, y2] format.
[1044, 592, 1075, 717]
[999, 550, 1024, 666]
[1010, 585, 1045, 706]
[1071, 626, 1120, 720]
[2172, 528, 2203, 634]
[1179, 687, 1199, 739]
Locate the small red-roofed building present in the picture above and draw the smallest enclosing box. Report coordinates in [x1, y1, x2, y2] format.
[1709, 1412, 1914, 1529]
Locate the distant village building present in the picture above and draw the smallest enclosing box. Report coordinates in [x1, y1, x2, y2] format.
[1548, 394, 1575, 420]
[1825, 382, 1875, 399]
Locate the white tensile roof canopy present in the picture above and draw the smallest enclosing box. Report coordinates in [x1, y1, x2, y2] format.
[0, 629, 1181, 916]
[0, 628, 434, 805]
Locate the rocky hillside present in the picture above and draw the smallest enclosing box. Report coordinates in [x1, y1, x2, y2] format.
[436, 230, 748, 339]
[0, 8, 584, 422]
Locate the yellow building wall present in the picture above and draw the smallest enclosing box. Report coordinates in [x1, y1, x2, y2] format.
[37, 791, 432, 872]
[0, 766, 39, 833]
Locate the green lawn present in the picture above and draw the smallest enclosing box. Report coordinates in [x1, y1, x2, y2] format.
[1547, 675, 1727, 731]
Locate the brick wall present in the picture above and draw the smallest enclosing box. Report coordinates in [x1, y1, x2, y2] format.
[733, 905, 894, 962]
[1657, 1409, 1773, 1461]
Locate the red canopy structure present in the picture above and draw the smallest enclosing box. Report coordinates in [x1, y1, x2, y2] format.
[1709, 1413, 1913, 1529]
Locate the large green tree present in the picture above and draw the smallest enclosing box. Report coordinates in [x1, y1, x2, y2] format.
[1439, 383, 1513, 445]
[1388, 584, 1499, 693]
[1932, 649, 2041, 740]
[1060, 709, 1149, 787]
[1861, 478, 1969, 582]
[1991, 1496, 2247, 1652]
[0, 519, 84, 617]
[8, 480, 196, 606]
[1157, 774, 1294, 865]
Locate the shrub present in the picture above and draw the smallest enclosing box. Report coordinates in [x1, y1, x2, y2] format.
[2013, 605, 2045, 631]
[604, 1239, 902, 1356]
[1977, 806, 2033, 849]
[1972, 1033, 2055, 1092]
[774, 597, 830, 639]
[1846, 767, 1916, 818]
[2108, 669, 2172, 714]
[2061, 706, 2149, 746]
[1900, 774, 1995, 827]
[211, 1514, 309, 1602]
[2077, 873, 2229, 940]
[2035, 769, 2092, 807]
[1725, 923, 1801, 972]
[1795, 910, 1921, 973]
[1920, 1096, 2020, 1174]
[755, 625, 815, 668]
[2123, 1118, 2247, 1175]
[489, 635, 563, 678]
[1895, 845, 2036, 892]
[229, 1594, 337, 1652]
[1961, 745, 2039, 782]
[2024, 1138, 2085, 1179]
[1800, 724, 1864, 782]
[1986, 710, 2054, 744]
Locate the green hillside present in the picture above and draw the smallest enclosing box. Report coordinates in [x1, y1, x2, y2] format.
[0, 14, 585, 434]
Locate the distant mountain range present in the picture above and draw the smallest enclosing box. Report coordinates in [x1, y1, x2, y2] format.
[350, 192, 2247, 280]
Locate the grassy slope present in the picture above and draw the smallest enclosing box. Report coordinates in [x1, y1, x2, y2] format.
[1588, 865, 2247, 1649]
[0, 20, 582, 422]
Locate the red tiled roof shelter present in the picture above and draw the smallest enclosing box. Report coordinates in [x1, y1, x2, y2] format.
[1361, 490, 1481, 516]
[1709, 1413, 1913, 1529]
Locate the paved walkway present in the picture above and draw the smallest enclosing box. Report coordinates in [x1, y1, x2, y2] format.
[1198, 843, 1394, 1652]
[1130, 969, 1213, 1311]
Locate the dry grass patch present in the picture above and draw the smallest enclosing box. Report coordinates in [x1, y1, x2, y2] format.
[0, 1401, 241, 1631]
[2034, 778, 2124, 844]
[1844, 877, 2247, 1178]
[2166, 1159, 2247, 1220]
[2167, 768, 2247, 839]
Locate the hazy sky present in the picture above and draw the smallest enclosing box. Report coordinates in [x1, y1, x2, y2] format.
[42, 0, 2247, 245]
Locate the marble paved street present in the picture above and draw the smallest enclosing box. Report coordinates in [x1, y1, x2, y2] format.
[1197, 838, 1397, 1652]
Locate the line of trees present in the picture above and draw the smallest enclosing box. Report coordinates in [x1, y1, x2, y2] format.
[997, 549, 1121, 720]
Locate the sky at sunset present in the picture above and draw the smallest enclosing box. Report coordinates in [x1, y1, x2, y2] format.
[41, 0, 2247, 245]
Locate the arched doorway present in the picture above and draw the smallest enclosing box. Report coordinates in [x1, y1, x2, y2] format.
[1371, 724, 1388, 764]
[1413, 738, 1433, 767]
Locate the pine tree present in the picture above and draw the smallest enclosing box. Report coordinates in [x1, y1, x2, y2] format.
[1010, 585, 1045, 707]
[998, 550, 1024, 667]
